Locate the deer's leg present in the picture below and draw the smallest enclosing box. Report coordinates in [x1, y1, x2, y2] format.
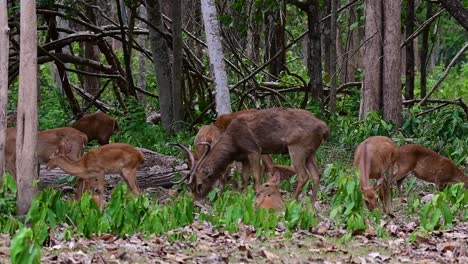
[306, 153, 321, 203]
[97, 175, 105, 209]
[247, 153, 262, 190]
[261, 155, 275, 175]
[378, 178, 392, 214]
[289, 146, 308, 200]
[122, 168, 140, 194]
[241, 161, 250, 190]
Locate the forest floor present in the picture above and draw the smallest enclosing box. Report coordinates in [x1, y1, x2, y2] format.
[0, 150, 467, 263]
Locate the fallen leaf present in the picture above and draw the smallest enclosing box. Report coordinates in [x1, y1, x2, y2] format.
[260, 250, 280, 260]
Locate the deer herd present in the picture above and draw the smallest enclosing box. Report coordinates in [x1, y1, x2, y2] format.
[4, 108, 468, 215]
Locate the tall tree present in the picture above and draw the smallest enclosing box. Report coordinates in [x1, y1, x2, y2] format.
[171, 0, 184, 132]
[289, 0, 324, 102]
[361, 0, 382, 117]
[405, 0, 415, 100]
[116, 0, 137, 98]
[420, 2, 433, 98]
[201, 0, 232, 115]
[329, 0, 337, 112]
[146, 0, 174, 130]
[0, 0, 9, 180]
[16, 0, 39, 215]
[84, 1, 100, 98]
[382, 0, 402, 126]
[361, 0, 402, 126]
[265, 3, 286, 79]
[137, 5, 147, 103]
[438, 0, 468, 31]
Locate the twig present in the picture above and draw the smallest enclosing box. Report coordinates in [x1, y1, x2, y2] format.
[419, 43, 468, 105]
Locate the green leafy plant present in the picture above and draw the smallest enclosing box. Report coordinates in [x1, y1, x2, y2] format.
[420, 183, 467, 231]
[10, 227, 41, 264]
[329, 165, 367, 233]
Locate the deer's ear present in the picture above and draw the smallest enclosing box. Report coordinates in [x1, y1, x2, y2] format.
[271, 171, 281, 185]
[374, 178, 384, 191]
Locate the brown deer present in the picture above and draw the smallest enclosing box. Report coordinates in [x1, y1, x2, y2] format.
[255, 171, 285, 212]
[354, 136, 399, 214]
[392, 144, 468, 193]
[5, 127, 88, 179]
[191, 123, 282, 190]
[71, 112, 119, 145]
[175, 108, 329, 202]
[47, 143, 144, 208]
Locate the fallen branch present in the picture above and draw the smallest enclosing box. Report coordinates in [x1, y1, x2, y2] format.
[404, 97, 468, 116]
[419, 43, 468, 105]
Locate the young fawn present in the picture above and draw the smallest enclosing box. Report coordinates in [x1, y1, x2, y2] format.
[354, 136, 399, 214]
[255, 171, 285, 212]
[47, 143, 144, 208]
[392, 144, 468, 193]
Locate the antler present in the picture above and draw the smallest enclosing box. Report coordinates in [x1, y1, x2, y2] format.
[169, 142, 196, 184]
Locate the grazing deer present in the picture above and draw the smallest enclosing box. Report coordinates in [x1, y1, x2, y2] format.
[392, 144, 468, 193]
[191, 123, 282, 190]
[5, 127, 88, 179]
[354, 136, 399, 214]
[71, 112, 119, 145]
[175, 108, 329, 202]
[255, 171, 285, 212]
[47, 143, 144, 208]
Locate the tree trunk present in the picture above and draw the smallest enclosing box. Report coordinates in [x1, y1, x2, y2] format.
[16, 0, 39, 215]
[329, 0, 337, 112]
[361, 0, 382, 118]
[405, 0, 415, 101]
[84, 1, 101, 98]
[47, 15, 81, 115]
[171, 0, 184, 132]
[438, 0, 468, 31]
[201, 0, 232, 115]
[306, 1, 324, 101]
[322, 0, 331, 78]
[420, 2, 432, 99]
[264, 6, 286, 80]
[137, 6, 147, 103]
[382, 0, 402, 126]
[0, 0, 9, 180]
[116, 0, 137, 98]
[146, 0, 174, 130]
[246, 1, 261, 64]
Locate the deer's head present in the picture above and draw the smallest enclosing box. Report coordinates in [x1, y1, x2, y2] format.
[47, 142, 72, 170]
[361, 178, 384, 211]
[255, 171, 284, 211]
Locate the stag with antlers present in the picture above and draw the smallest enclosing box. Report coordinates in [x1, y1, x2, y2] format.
[173, 108, 329, 202]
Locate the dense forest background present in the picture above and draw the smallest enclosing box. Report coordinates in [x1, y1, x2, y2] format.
[0, 0, 467, 263]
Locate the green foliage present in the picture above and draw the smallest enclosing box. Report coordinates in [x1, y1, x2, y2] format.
[200, 188, 317, 237]
[420, 183, 467, 231]
[112, 98, 193, 155]
[329, 165, 367, 232]
[401, 106, 468, 164]
[328, 112, 396, 148]
[0, 174, 20, 234]
[10, 228, 41, 264]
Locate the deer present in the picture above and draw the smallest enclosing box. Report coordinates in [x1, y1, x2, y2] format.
[255, 171, 285, 212]
[354, 136, 399, 214]
[392, 144, 468, 193]
[71, 112, 119, 145]
[47, 142, 144, 208]
[174, 107, 329, 203]
[189, 123, 284, 190]
[6, 127, 89, 196]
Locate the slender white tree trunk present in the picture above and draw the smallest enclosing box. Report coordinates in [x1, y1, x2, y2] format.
[201, 0, 232, 115]
[16, 0, 39, 214]
[0, 0, 9, 180]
